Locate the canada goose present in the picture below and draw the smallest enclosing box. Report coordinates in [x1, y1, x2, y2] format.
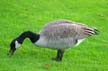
[8, 19, 98, 61]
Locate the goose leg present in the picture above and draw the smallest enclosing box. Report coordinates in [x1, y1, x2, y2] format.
[56, 49, 64, 61]
[52, 49, 64, 61]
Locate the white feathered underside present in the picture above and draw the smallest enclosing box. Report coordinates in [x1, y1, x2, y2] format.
[35, 37, 77, 49]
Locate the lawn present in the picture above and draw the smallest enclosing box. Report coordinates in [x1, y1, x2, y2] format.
[0, 0, 108, 71]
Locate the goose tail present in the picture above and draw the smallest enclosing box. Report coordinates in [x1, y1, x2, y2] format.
[92, 27, 99, 35]
[84, 27, 99, 36]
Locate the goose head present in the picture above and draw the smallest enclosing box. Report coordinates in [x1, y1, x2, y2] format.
[8, 38, 21, 56]
[8, 31, 40, 56]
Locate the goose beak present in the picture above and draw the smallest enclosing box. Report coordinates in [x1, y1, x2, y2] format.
[8, 39, 16, 56]
[8, 48, 16, 56]
[8, 46, 16, 56]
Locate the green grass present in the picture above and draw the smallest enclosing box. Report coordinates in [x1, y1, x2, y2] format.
[0, 0, 108, 71]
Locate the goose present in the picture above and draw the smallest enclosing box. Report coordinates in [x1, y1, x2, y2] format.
[8, 19, 98, 61]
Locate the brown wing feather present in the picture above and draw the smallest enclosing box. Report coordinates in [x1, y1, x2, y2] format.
[73, 24, 97, 39]
[40, 20, 98, 40]
[40, 24, 77, 39]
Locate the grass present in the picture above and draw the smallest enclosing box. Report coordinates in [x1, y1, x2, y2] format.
[0, 0, 108, 71]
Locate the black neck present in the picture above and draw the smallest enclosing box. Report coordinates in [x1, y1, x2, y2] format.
[16, 31, 40, 44]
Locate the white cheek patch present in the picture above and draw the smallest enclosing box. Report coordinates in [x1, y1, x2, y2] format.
[15, 41, 21, 48]
[75, 39, 85, 46]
